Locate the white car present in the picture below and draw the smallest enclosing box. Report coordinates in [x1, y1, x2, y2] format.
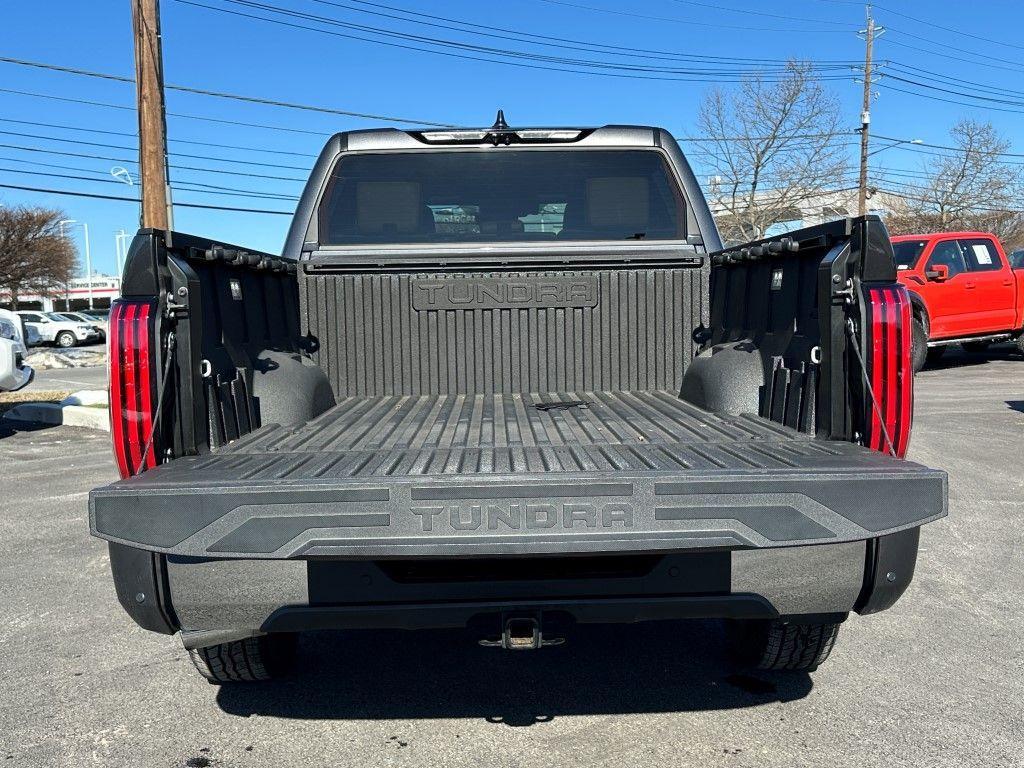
[0, 309, 33, 392]
[16, 311, 100, 348]
[54, 311, 107, 342]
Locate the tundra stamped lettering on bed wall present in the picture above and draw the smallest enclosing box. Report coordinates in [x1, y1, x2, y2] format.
[411, 275, 600, 310]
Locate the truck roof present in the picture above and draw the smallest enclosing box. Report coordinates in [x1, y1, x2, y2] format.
[891, 231, 997, 241]
[324, 124, 672, 152]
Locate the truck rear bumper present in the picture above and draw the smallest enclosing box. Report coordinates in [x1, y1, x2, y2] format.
[130, 537, 910, 649]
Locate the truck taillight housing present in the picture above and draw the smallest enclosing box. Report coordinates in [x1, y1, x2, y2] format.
[109, 299, 158, 478]
[866, 285, 913, 458]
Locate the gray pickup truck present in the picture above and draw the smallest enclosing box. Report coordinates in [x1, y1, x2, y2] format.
[89, 122, 946, 682]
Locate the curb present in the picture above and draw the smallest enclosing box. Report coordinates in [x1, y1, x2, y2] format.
[2, 389, 110, 432]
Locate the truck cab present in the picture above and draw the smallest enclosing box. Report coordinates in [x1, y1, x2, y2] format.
[892, 232, 1024, 369]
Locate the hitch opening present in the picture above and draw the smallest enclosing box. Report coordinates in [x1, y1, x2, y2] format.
[478, 613, 565, 650]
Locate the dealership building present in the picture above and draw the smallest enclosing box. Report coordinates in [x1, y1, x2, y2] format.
[0, 273, 122, 312]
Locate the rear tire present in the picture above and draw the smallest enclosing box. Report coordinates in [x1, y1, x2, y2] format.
[911, 319, 928, 372]
[187, 633, 297, 683]
[55, 331, 77, 348]
[727, 618, 841, 672]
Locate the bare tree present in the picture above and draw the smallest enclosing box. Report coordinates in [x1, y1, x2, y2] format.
[0, 205, 77, 308]
[695, 61, 848, 244]
[886, 120, 1024, 248]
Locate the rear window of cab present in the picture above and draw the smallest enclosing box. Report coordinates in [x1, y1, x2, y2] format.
[317, 149, 687, 246]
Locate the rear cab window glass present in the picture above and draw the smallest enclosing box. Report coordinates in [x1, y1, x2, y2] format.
[958, 238, 1003, 272]
[317, 150, 687, 245]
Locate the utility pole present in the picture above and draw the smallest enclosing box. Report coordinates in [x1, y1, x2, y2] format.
[857, 5, 883, 217]
[131, 0, 174, 230]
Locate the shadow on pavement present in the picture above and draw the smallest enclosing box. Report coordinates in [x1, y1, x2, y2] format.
[922, 345, 1022, 373]
[216, 620, 813, 725]
[1007, 401, 1024, 415]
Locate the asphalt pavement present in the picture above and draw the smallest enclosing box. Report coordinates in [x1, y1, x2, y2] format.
[24, 364, 107, 392]
[1, 348, 1021, 767]
[23, 341, 108, 392]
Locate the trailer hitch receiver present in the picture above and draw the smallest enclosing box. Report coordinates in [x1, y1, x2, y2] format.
[478, 613, 565, 650]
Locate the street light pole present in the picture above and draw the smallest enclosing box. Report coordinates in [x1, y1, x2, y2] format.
[58, 218, 75, 311]
[82, 222, 93, 309]
[114, 230, 129, 277]
[56, 219, 93, 309]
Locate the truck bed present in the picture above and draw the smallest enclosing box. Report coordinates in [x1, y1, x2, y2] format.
[90, 390, 946, 559]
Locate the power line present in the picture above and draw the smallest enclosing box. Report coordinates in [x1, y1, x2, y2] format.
[885, 28, 1024, 73]
[884, 61, 1024, 100]
[313, 0, 860, 66]
[0, 55, 455, 126]
[666, 0, 857, 27]
[0, 142, 308, 181]
[0, 155, 301, 199]
[882, 74, 1024, 109]
[0, 85, 332, 136]
[876, 81, 1024, 117]
[175, 0, 856, 82]
[872, 4, 1024, 53]
[0, 165, 300, 201]
[873, 133, 1024, 160]
[0, 116, 318, 158]
[530, 0, 855, 34]
[0, 128, 314, 171]
[0, 182, 294, 214]
[879, 36, 1024, 76]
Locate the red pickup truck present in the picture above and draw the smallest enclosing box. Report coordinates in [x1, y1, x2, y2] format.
[892, 232, 1024, 370]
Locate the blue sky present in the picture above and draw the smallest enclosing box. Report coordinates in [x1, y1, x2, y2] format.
[1, 0, 1022, 275]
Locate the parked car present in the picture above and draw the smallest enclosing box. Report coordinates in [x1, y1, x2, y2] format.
[892, 232, 1024, 370]
[53, 311, 107, 342]
[89, 122, 946, 683]
[15, 311, 100, 348]
[81, 309, 111, 322]
[0, 309, 33, 391]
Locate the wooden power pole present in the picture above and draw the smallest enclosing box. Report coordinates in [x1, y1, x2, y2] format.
[131, 0, 173, 230]
[857, 6, 877, 217]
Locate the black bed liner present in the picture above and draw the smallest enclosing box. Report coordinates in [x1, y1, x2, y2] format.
[89, 391, 946, 558]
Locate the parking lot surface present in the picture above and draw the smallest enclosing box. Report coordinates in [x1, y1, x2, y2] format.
[24, 364, 107, 393]
[1, 349, 1021, 767]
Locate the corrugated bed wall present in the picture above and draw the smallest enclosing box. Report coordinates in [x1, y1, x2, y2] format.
[300, 266, 707, 397]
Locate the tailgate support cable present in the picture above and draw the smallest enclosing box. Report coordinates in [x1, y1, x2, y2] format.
[138, 331, 176, 476]
[845, 318, 896, 457]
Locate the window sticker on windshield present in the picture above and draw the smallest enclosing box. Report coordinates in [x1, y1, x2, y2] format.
[972, 244, 993, 264]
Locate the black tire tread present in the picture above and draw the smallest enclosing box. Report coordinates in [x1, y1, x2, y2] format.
[188, 635, 291, 683]
[756, 621, 841, 671]
[911, 319, 928, 373]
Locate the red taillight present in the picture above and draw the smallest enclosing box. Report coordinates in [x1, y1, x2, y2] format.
[109, 299, 158, 478]
[866, 285, 913, 458]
